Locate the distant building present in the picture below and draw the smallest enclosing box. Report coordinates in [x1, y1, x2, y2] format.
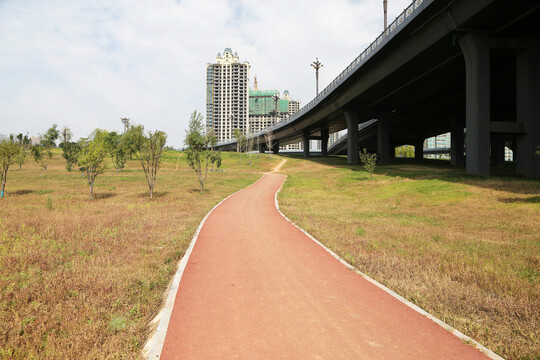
[505, 147, 513, 161]
[247, 80, 302, 151]
[281, 90, 302, 150]
[29, 135, 41, 146]
[328, 132, 340, 147]
[283, 90, 300, 117]
[424, 132, 451, 159]
[425, 132, 450, 149]
[248, 89, 289, 133]
[423, 132, 514, 161]
[206, 48, 250, 142]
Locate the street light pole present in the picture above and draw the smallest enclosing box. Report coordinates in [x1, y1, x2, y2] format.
[121, 118, 130, 134]
[383, 0, 388, 29]
[311, 58, 323, 96]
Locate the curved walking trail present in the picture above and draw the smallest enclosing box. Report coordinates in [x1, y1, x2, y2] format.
[158, 163, 494, 359]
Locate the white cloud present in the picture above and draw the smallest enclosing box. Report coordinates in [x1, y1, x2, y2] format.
[0, 0, 412, 147]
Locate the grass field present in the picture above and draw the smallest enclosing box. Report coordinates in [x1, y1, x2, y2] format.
[278, 155, 539, 360]
[2, 150, 538, 359]
[0, 149, 279, 359]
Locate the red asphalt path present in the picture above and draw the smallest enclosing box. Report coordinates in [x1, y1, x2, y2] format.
[160, 172, 491, 359]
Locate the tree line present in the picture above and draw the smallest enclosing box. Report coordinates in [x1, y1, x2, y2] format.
[1, 111, 228, 199]
[0, 123, 167, 199]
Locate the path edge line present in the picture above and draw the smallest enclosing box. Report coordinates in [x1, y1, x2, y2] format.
[273, 179, 504, 360]
[143, 174, 266, 359]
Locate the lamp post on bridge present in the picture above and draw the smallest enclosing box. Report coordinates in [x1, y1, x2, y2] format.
[121, 118, 130, 134]
[311, 58, 323, 96]
[311, 58, 324, 154]
[383, 0, 388, 29]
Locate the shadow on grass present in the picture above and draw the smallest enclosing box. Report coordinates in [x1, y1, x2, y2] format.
[499, 195, 540, 204]
[7, 189, 54, 196]
[137, 191, 170, 199]
[94, 193, 116, 200]
[10, 190, 35, 196]
[278, 154, 540, 195]
[187, 188, 210, 194]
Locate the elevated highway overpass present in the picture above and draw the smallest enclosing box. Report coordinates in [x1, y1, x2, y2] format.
[216, 0, 540, 178]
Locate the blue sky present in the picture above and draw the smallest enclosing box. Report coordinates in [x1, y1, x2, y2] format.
[0, 0, 412, 148]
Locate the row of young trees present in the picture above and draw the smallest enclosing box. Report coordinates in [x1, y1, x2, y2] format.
[0, 124, 167, 199]
[231, 128, 275, 164]
[3, 109, 309, 199]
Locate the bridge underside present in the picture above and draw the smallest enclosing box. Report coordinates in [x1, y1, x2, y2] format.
[219, 0, 540, 178]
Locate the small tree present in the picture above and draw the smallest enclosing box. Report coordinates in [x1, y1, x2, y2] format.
[245, 133, 254, 165]
[211, 149, 222, 171]
[185, 110, 221, 193]
[208, 129, 217, 155]
[78, 129, 108, 199]
[104, 131, 127, 172]
[395, 145, 414, 158]
[255, 134, 260, 158]
[42, 124, 60, 148]
[0, 139, 21, 198]
[15, 146, 27, 170]
[233, 129, 242, 153]
[132, 126, 167, 198]
[122, 126, 141, 160]
[359, 148, 377, 180]
[264, 131, 274, 158]
[60, 141, 81, 171]
[233, 129, 246, 164]
[207, 127, 216, 152]
[31, 144, 53, 171]
[60, 126, 73, 146]
[15, 133, 30, 170]
[112, 144, 127, 172]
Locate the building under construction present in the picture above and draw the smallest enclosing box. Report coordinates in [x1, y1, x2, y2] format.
[248, 89, 289, 133]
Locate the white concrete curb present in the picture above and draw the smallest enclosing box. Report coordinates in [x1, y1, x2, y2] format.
[143, 175, 266, 359]
[273, 179, 505, 360]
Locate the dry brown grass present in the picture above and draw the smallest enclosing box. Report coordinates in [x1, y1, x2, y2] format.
[0, 150, 279, 359]
[278, 156, 539, 360]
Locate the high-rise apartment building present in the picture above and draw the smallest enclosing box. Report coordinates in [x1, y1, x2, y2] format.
[282, 90, 300, 116]
[206, 48, 250, 142]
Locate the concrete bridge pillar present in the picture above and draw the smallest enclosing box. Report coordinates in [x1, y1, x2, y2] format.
[451, 119, 465, 167]
[516, 37, 540, 178]
[321, 128, 329, 157]
[414, 138, 424, 161]
[272, 142, 280, 155]
[490, 134, 506, 166]
[302, 129, 310, 158]
[344, 110, 359, 165]
[259, 143, 265, 153]
[377, 118, 391, 164]
[459, 33, 491, 176]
